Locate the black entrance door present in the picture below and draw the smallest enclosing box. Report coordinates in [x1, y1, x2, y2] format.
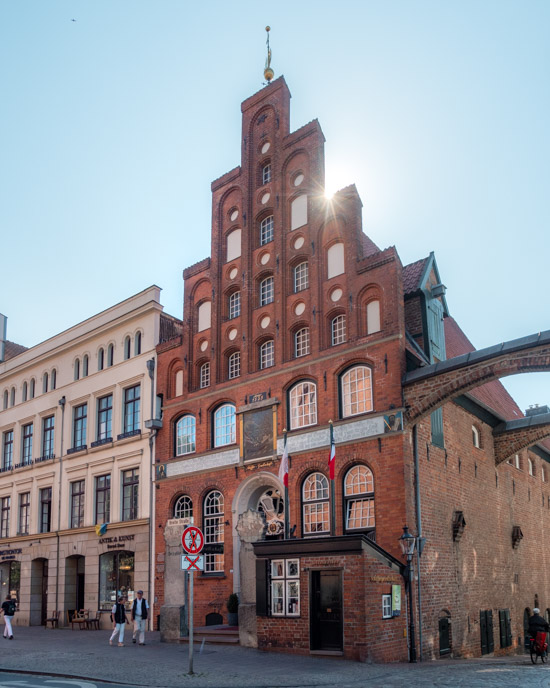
[439, 616, 450, 656]
[41, 560, 48, 625]
[310, 570, 343, 651]
[480, 609, 494, 655]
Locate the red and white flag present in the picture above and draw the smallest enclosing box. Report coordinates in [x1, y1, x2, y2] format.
[278, 435, 289, 488]
[328, 423, 336, 480]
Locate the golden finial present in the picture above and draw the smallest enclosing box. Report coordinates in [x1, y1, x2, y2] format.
[264, 26, 274, 83]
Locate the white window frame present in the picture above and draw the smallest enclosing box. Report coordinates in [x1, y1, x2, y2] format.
[331, 314, 346, 345]
[260, 276, 274, 306]
[204, 490, 224, 573]
[214, 404, 236, 447]
[228, 352, 241, 380]
[260, 216, 274, 245]
[294, 327, 310, 358]
[228, 291, 241, 319]
[341, 365, 373, 418]
[270, 558, 300, 617]
[174, 495, 193, 520]
[260, 340, 274, 369]
[294, 262, 309, 293]
[382, 594, 392, 619]
[176, 415, 196, 456]
[302, 473, 329, 536]
[199, 362, 210, 389]
[344, 465, 375, 532]
[262, 163, 271, 185]
[289, 381, 317, 430]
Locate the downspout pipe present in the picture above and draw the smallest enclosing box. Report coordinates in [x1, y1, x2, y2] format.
[55, 395, 66, 616]
[413, 423, 423, 660]
[146, 358, 156, 632]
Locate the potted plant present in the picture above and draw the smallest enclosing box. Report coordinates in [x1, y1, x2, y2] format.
[227, 592, 239, 626]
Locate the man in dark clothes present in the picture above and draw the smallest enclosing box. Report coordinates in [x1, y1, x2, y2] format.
[528, 608, 549, 639]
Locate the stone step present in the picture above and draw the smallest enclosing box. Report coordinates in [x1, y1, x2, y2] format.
[179, 624, 240, 645]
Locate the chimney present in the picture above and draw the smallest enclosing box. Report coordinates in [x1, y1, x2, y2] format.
[0, 314, 6, 363]
[525, 404, 550, 417]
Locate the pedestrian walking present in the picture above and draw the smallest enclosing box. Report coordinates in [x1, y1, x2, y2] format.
[109, 596, 127, 646]
[131, 590, 149, 645]
[2, 595, 16, 639]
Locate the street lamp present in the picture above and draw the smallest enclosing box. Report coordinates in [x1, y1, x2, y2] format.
[399, 525, 417, 663]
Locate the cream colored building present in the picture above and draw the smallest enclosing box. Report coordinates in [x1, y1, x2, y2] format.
[0, 286, 177, 628]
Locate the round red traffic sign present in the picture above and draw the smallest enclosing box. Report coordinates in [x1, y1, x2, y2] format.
[182, 526, 204, 554]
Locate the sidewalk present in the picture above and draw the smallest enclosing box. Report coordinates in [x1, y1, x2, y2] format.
[0, 626, 547, 688]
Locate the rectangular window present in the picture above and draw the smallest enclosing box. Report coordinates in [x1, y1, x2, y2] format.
[22, 423, 33, 465]
[123, 386, 140, 434]
[95, 474, 111, 525]
[97, 394, 113, 441]
[122, 469, 139, 521]
[2, 431, 13, 470]
[382, 594, 392, 619]
[430, 408, 444, 448]
[270, 559, 300, 616]
[0, 497, 10, 538]
[39, 487, 52, 533]
[18, 492, 30, 535]
[42, 416, 55, 459]
[70, 480, 85, 528]
[73, 404, 87, 450]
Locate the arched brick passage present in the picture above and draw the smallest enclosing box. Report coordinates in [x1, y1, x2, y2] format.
[493, 414, 550, 465]
[403, 331, 550, 424]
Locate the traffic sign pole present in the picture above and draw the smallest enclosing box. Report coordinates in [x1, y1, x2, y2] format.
[188, 570, 194, 675]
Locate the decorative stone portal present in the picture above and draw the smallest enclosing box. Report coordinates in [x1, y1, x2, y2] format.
[160, 518, 190, 641]
[236, 509, 266, 647]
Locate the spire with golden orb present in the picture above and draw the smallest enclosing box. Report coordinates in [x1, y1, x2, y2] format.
[264, 26, 274, 83]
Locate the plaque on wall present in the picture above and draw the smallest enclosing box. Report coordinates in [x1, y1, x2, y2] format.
[243, 407, 274, 461]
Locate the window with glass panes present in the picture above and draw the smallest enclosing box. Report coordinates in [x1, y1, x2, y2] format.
[73, 404, 87, 449]
[293, 262, 309, 292]
[70, 480, 85, 528]
[260, 215, 274, 245]
[98, 348, 105, 371]
[259, 276, 274, 305]
[3, 431, 13, 470]
[302, 472, 330, 535]
[344, 465, 375, 532]
[123, 385, 140, 433]
[1, 497, 10, 538]
[174, 495, 193, 520]
[39, 487, 52, 533]
[200, 362, 210, 389]
[42, 416, 54, 459]
[228, 352, 240, 379]
[228, 291, 241, 319]
[341, 366, 373, 417]
[122, 469, 139, 521]
[99, 551, 134, 610]
[176, 415, 196, 456]
[97, 394, 113, 441]
[260, 340, 274, 369]
[270, 559, 300, 616]
[262, 163, 271, 185]
[294, 328, 310, 357]
[18, 493, 30, 535]
[22, 423, 33, 465]
[213, 404, 236, 447]
[95, 475, 111, 524]
[382, 594, 392, 619]
[203, 490, 224, 573]
[289, 381, 317, 430]
[331, 314, 346, 345]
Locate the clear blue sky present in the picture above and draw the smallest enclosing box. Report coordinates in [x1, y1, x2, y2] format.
[1, 0, 548, 412]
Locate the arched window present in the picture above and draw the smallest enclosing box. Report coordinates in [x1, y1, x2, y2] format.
[51, 369, 57, 390]
[213, 404, 236, 447]
[302, 472, 329, 536]
[74, 359, 80, 381]
[260, 276, 274, 306]
[98, 348, 105, 371]
[22, 382, 28, 402]
[327, 242, 344, 278]
[340, 366, 373, 418]
[294, 327, 310, 358]
[291, 194, 307, 231]
[174, 369, 184, 397]
[176, 415, 196, 456]
[83, 355, 89, 377]
[43, 372, 49, 394]
[226, 228, 241, 262]
[260, 340, 274, 369]
[203, 490, 224, 572]
[228, 291, 241, 319]
[3, 390, 7, 410]
[199, 362, 210, 389]
[124, 336, 131, 360]
[293, 262, 309, 293]
[472, 426, 480, 448]
[107, 344, 114, 367]
[331, 314, 346, 345]
[344, 465, 375, 533]
[262, 162, 271, 185]
[135, 331, 142, 356]
[197, 301, 211, 332]
[228, 352, 240, 380]
[29, 379, 35, 399]
[367, 299, 381, 334]
[10, 387, 15, 407]
[260, 216, 274, 246]
[528, 458, 534, 476]
[174, 495, 193, 520]
[289, 381, 317, 430]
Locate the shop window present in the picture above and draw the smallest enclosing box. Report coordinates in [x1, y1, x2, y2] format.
[289, 381, 317, 430]
[344, 465, 375, 533]
[226, 228, 242, 261]
[366, 299, 381, 334]
[174, 495, 193, 520]
[175, 415, 196, 456]
[340, 365, 373, 418]
[270, 559, 300, 616]
[99, 550, 135, 610]
[302, 472, 329, 536]
[213, 404, 236, 447]
[203, 490, 224, 573]
[0, 561, 20, 604]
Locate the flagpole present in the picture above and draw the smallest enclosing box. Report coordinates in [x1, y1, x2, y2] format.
[329, 421, 336, 536]
[283, 429, 289, 540]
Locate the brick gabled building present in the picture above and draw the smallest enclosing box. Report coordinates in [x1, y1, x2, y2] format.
[154, 76, 550, 662]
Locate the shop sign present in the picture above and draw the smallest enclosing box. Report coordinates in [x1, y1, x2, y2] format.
[99, 534, 135, 549]
[0, 548, 22, 561]
[392, 584, 401, 617]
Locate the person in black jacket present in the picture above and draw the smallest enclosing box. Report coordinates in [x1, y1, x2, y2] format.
[131, 590, 149, 645]
[528, 608, 549, 640]
[1, 596, 15, 639]
[109, 596, 127, 646]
